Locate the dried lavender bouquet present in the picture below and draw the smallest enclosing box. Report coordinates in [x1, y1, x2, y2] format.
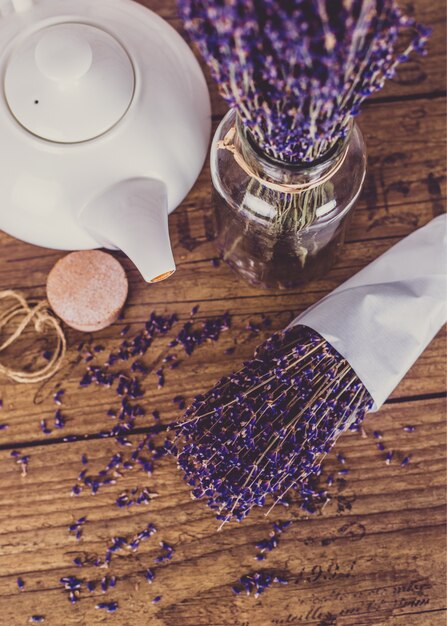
[173, 325, 373, 523]
[180, 0, 430, 288]
[181, 0, 428, 164]
[172, 217, 447, 523]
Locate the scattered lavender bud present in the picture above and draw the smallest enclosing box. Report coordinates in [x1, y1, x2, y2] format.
[52, 308, 340, 606]
[401, 455, 412, 467]
[373, 430, 383, 440]
[403, 425, 416, 433]
[273, 520, 293, 533]
[237, 571, 275, 597]
[131, 360, 148, 374]
[68, 516, 87, 540]
[29, 617, 45, 623]
[211, 258, 220, 268]
[156, 368, 165, 388]
[17, 577, 25, 591]
[40, 419, 51, 435]
[54, 409, 66, 429]
[12, 452, 30, 476]
[95, 602, 118, 613]
[145, 569, 155, 584]
[247, 320, 261, 333]
[173, 395, 186, 410]
[152, 596, 161, 604]
[376, 442, 385, 451]
[79, 373, 92, 387]
[60, 576, 82, 591]
[0, 423, 8, 431]
[385, 451, 394, 465]
[53, 389, 65, 405]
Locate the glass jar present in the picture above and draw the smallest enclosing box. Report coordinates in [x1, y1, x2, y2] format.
[210, 109, 367, 289]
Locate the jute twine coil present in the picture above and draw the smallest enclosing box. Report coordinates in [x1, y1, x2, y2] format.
[217, 126, 349, 194]
[0, 290, 66, 383]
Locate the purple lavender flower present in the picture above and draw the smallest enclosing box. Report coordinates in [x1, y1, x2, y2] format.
[53, 389, 65, 405]
[385, 450, 394, 465]
[95, 601, 118, 613]
[145, 568, 155, 584]
[174, 325, 372, 523]
[179, 0, 430, 163]
[234, 571, 281, 597]
[40, 419, 51, 435]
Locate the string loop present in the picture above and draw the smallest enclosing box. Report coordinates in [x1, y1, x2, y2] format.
[0, 290, 66, 383]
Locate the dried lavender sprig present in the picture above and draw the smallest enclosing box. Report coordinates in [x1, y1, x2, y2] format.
[173, 325, 373, 523]
[179, 0, 429, 163]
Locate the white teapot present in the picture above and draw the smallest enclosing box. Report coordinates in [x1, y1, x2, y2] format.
[0, 0, 211, 282]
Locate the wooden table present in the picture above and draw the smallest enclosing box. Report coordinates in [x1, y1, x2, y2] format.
[0, 1, 445, 625]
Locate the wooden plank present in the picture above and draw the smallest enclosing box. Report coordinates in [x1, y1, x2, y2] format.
[0, 398, 444, 625]
[0, 300, 444, 445]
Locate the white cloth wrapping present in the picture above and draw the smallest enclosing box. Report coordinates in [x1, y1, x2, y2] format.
[292, 214, 447, 410]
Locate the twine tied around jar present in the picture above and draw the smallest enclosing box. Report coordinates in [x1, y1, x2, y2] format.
[0, 291, 66, 383]
[217, 126, 349, 194]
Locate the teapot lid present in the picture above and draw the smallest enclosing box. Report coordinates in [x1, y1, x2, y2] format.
[4, 22, 135, 143]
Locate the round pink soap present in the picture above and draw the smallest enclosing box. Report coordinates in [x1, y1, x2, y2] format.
[46, 250, 128, 332]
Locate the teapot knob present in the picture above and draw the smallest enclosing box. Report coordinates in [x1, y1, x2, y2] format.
[35, 29, 93, 82]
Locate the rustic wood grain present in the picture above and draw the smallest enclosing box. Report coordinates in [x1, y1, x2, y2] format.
[0, 399, 445, 626]
[0, 0, 445, 624]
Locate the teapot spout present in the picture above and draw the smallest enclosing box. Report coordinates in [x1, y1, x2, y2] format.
[78, 178, 176, 283]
